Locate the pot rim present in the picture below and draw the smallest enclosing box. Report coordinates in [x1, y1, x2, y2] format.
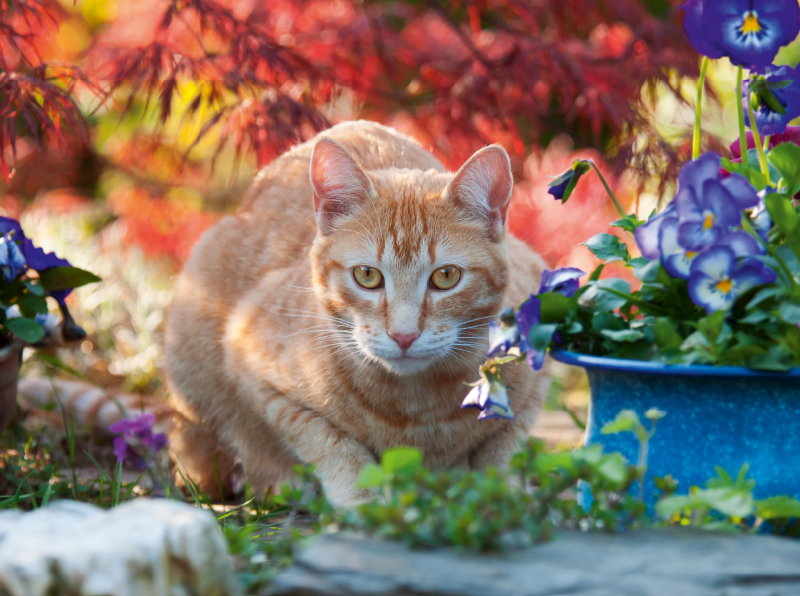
[550, 349, 800, 378]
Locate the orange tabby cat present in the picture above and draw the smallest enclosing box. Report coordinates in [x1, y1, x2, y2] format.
[165, 121, 550, 505]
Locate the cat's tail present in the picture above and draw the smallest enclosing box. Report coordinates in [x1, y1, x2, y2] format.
[16, 376, 174, 435]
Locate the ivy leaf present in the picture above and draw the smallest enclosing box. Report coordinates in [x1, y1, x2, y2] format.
[38, 266, 101, 293]
[778, 302, 800, 325]
[653, 318, 682, 349]
[527, 323, 557, 353]
[6, 316, 44, 343]
[381, 447, 422, 475]
[582, 233, 630, 262]
[597, 454, 629, 485]
[22, 280, 44, 296]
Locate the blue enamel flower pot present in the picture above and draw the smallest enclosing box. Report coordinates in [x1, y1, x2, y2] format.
[551, 350, 800, 507]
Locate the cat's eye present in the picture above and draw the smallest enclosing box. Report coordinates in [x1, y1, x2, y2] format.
[353, 266, 384, 289]
[430, 266, 462, 290]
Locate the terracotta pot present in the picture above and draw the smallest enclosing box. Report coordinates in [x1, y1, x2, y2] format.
[0, 341, 23, 436]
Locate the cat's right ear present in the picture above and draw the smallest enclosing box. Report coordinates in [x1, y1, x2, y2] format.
[310, 138, 375, 235]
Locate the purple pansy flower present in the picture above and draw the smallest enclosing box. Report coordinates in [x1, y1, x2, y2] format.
[688, 246, 776, 313]
[538, 267, 585, 297]
[701, 0, 800, 69]
[674, 154, 758, 250]
[634, 203, 677, 260]
[0, 234, 27, 282]
[515, 295, 547, 371]
[682, 0, 727, 58]
[547, 160, 591, 203]
[658, 217, 699, 279]
[461, 377, 513, 420]
[743, 65, 800, 135]
[110, 413, 168, 470]
[487, 320, 521, 357]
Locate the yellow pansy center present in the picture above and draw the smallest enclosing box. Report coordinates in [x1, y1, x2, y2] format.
[716, 278, 733, 294]
[702, 213, 716, 230]
[741, 11, 762, 34]
[685, 251, 698, 259]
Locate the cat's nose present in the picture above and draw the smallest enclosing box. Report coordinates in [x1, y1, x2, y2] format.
[389, 332, 419, 352]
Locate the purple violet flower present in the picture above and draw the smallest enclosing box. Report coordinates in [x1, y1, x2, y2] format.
[658, 217, 698, 279]
[700, 0, 800, 69]
[547, 160, 591, 203]
[461, 377, 513, 420]
[634, 203, 677, 260]
[743, 65, 800, 135]
[0, 234, 27, 282]
[538, 267, 585, 297]
[486, 321, 521, 357]
[110, 413, 168, 470]
[674, 154, 757, 250]
[515, 295, 547, 371]
[688, 246, 776, 313]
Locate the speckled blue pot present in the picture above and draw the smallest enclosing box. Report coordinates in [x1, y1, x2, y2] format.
[551, 350, 800, 507]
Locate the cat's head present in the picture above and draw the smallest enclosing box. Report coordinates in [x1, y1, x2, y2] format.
[308, 138, 512, 376]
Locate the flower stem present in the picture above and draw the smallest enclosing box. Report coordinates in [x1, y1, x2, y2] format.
[588, 161, 626, 218]
[736, 66, 749, 169]
[693, 56, 709, 160]
[747, 89, 771, 184]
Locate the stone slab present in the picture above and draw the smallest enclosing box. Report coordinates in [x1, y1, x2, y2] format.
[270, 529, 800, 596]
[0, 499, 241, 596]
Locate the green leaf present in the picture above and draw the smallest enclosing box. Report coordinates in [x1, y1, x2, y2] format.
[527, 323, 557, 353]
[591, 312, 624, 332]
[597, 454, 629, 485]
[693, 487, 754, 518]
[6, 316, 44, 343]
[578, 278, 631, 312]
[764, 193, 799, 235]
[533, 452, 577, 474]
[768, 141, 800, 197]
[653, 318, 682, 349]
[631, 258, 661, 283]
[582, 233, 630, 262]
[381, 447, 422, 475]
[16, 293, 48, 317]
[538, 292, 573, 324]
[356, 463, 385, 489]
[601, 329, 646, 342]
[22, 280, 44, 296]
[747, 287, 787, 309]
[756, 496, 800, 520]
[779, 302, 800, 325]
[601, 410, 644, 440]
[655, 495, 694, 519]
[610, 213, 645, 234]
[37, 266, 101, 293]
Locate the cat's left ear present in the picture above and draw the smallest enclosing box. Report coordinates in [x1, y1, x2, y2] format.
[445, 145, 513, 240]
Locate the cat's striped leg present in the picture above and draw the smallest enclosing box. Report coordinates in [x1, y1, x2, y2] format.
[263, 394, 378, 507]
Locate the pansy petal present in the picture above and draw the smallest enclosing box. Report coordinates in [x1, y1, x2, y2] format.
[733, 261, 777, 293]
[664, 252, 695, 279]
[514, 295, 540, 339]
[689, 273, 738, 313]
[635, 204, 676, 259]
[461, 383, 486, 409]
[538, 267, 585, 297]
[704, 179, 741, 228]
[677, 153, 722, 197]
[717, 231, 764, 257]
[720, 173, 760, 210]
[674, 186, 704, 224]
[690, 246, 736, 280]
[681, 0, 727, 58]
[678, 220, 720, 251]
[477, 403, 514, 420]
[22, 240, 71, 271]
[526, 346, 547, 371]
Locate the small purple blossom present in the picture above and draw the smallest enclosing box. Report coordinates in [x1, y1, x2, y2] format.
[634, 203, 677, 260]
[743, 65, 800, 135]
[461, 377, 513, 420]
[487, 308, 521, 357]
[538, 267, 585, 297]
[688, 246, 776, 313]
[110, 413, 168, 470]
[658, 217, 698, 279]
[0, 234, 26, 282]
[547, 160, 591, 203]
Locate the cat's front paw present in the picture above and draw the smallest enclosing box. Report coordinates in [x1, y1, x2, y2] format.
[324, 483, 377, 507]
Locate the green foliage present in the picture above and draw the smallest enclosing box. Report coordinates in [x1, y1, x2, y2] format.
[582, 233, 630, 262]
[343, 440, 644, 551]
[656, 465, 800, 536]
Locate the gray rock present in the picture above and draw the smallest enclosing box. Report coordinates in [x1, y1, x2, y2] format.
[0, 499, 241, 596]
[270, 530, 800, 596]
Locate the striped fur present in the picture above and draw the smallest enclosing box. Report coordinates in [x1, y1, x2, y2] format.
[165, 121, 550, 505]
